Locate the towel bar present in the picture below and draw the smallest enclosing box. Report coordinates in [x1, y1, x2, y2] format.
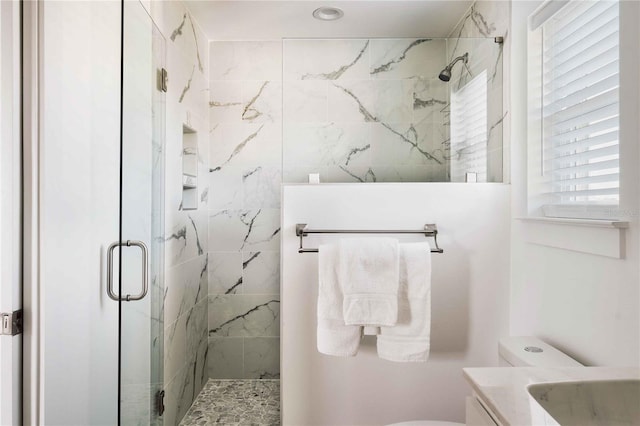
[295, 223, 444, 254]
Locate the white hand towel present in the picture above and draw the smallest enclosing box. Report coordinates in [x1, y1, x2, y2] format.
[339, 238, 399, 327]
[377, 242, 431, 362]
[317, 243, 361, 357]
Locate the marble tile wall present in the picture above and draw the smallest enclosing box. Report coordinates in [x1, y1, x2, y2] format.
[447, 1, 510, 182]
[207, 41, 282, 380]
[149, 1, 211, 425]
[282, 38, 451, 183]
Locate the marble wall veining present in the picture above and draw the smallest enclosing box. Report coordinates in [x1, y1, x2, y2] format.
[207, 41, 283, 381]
[148, 1, 211, 424]
[282, 38, 451, 183]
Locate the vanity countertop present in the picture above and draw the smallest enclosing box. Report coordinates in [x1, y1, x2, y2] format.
[463, 366, 640, 426]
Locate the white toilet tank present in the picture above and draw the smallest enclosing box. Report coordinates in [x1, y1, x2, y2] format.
[498, 336, 583, 367]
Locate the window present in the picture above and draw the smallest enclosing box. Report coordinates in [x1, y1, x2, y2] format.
[528, 0, 620, 219]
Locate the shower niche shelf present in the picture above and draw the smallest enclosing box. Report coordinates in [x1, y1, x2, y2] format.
[182, 124, 198, 210]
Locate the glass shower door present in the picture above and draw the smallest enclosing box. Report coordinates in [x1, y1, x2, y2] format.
[117, 2, 165, 424]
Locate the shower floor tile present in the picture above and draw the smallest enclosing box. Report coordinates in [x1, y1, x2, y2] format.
[179, 379, 280, 426]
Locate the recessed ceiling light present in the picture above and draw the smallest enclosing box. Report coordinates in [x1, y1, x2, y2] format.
[312, 7, 344, 21]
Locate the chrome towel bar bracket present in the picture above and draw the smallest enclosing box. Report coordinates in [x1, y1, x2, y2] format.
[295, 223, 444, 254]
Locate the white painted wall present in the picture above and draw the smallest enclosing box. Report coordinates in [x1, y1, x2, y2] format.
[509, 1, 640, 367]
[282, 183, 510, 425]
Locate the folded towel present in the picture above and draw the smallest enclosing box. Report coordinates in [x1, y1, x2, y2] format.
[339, 238, 400, 327]
[377, 242, 431, 362]
[317, 243, 361, 357]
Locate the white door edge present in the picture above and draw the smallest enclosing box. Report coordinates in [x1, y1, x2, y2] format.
[21, 0, 43, 424]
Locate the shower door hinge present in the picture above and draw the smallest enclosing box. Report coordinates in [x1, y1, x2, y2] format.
[0, 309, 23, 336]
[159, 68, 168, 93]
[155, 390, 165, 416]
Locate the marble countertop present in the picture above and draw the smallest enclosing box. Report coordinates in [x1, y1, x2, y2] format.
[463, 367, 640, 426]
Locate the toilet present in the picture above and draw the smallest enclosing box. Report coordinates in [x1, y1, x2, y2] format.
[386, 336, 583, 426]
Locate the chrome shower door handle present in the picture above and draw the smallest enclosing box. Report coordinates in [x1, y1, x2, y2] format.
[106, 240, 149, 302]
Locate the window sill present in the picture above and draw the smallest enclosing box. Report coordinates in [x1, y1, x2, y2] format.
[517, 216, 629, 229]
[515, 217, 629, 259]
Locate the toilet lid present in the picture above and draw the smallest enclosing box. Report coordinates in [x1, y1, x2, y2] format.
[387, 422, 464, 426]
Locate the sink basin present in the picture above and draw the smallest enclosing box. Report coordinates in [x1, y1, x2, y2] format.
[528, 379, 640, 426]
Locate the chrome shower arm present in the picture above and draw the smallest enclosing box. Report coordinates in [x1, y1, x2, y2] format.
[446, 52, 469, 70]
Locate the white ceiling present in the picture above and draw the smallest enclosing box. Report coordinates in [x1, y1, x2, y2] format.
[184, 1, 474, 40]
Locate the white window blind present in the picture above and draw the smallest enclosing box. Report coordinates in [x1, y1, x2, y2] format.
[541, 0, 620, 210]
[450, 70, 488, 182]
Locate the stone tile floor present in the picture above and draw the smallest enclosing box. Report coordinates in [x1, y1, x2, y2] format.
[179, 379, 280, 426]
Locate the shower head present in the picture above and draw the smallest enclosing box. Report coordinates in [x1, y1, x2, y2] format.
[438, 52, 469, 82]
[438, 68, 452, 82]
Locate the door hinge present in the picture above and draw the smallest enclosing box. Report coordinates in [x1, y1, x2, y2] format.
[159, 68, 168, 93]
[1, 309, 23, 336]
[155, 389, 165, 416]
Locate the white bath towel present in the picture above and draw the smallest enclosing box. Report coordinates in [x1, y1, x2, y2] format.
[339, 238, 400, 327]
[377, 242, 431, 362]
[317, 243, 361, 357]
